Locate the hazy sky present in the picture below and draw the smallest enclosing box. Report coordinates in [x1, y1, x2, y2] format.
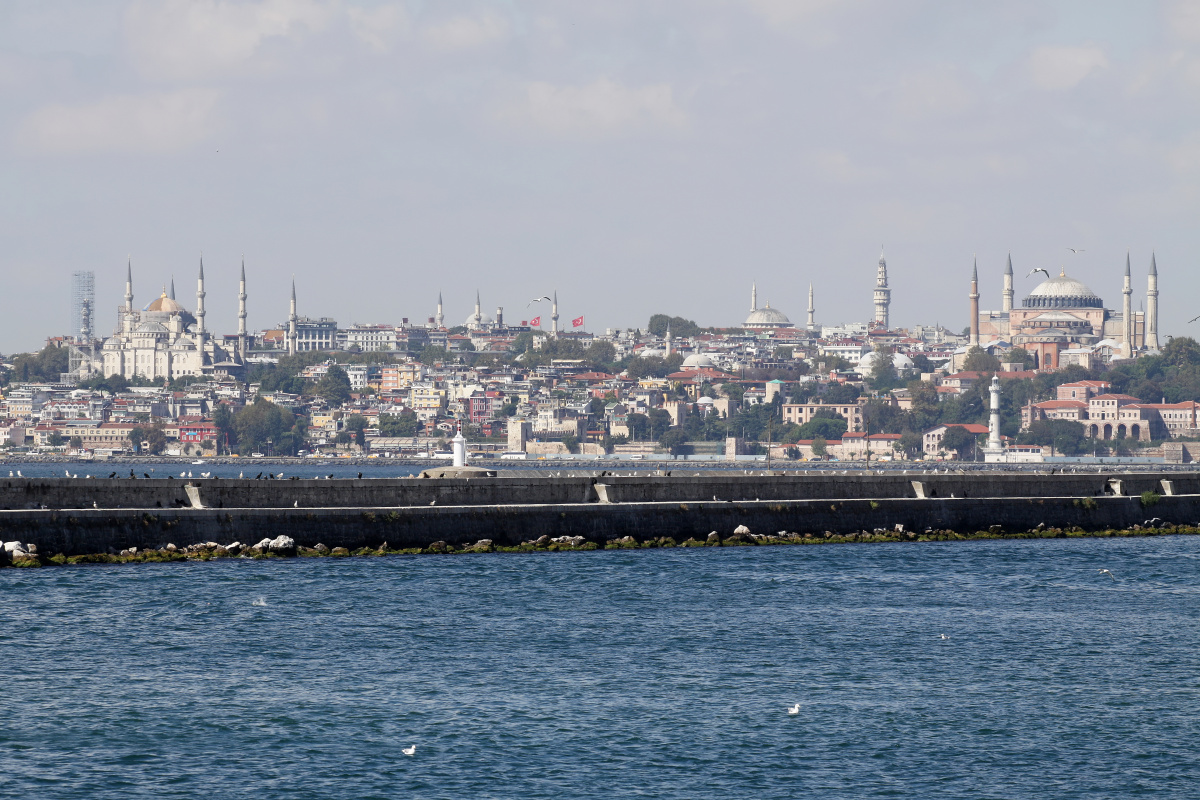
[2, 0, 1198, 351]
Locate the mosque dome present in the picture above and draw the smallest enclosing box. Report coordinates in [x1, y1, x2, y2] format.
[1022, 270, 1103, 309]
[682, 353, 715, 369]
[144, 290, 185, 314]
[464, 313, 493, 326]
[744, 303, 792, 328]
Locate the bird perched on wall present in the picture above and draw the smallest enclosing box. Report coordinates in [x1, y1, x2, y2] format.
[358, 472, 363, 479]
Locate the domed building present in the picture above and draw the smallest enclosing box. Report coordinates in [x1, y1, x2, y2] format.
[743, 283, 794, 329]
[857, 350, 914, 376]
[101, 260, 246, 381]
[681, 352, 715, 369]
[972, 257, 1157, 369]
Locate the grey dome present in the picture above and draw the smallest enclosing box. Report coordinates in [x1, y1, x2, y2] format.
[1023, 270, 1102, 309]
[744, 303, 792, 328]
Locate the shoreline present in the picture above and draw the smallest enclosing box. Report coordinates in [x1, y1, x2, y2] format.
[3, 523, 1193, 568]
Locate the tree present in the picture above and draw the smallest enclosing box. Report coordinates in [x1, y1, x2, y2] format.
[626, 413, 650, 441]
[895, 430, 923, 460]
[379, 411, 419, 437]
[584, 341, 616, 368]
[940, 426, 978, 458]
[647, 408, 672, 439]
[1021, 419, 1087, 456]
[796, 416, 847, 440]
[561, 435, 579, 454]
[868, 345, 900, 391]
[314, 365, 353, 407]
[47, 432, 64, 448]
[963, 346, 1001, 373]
[647, 314, 702, 337]
[810, 436, 827, 457]
[212, 404, 236, 454]
[69, 435, 83, 450]
[144, 423, 167, 455]
[234, 398, 295, 455]
[344, 414, 368, 450]
[128, 426, 146, 453]
[659, 428, 689, 455]
[823, 383, 860, 403]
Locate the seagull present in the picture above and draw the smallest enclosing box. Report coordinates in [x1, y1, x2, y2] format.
[939, 634, 950, 640]
[65, 469, 70, 477]
[180, 472, 186, 478]
[402, 745, 416, 756]
[1067, 248, 1085, 253]
[786, 703, 800, 715]
[239, 471, 244, 479]
[187, 471, 193, 478]
[293, 500, 298, 507]
[93, 501, 98, 509]
[526, 296, 552, 307]
[16, 470, 22, 478]
[7, 471, 11, 477]
[277, 473, 285, 479]
[1026, 268, 1050, 279]
[1098, 568, 1116, 581]
[201, 472, 211, 479]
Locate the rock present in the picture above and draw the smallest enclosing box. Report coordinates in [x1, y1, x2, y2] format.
[212, 547, 229, 556]
[472, 539, 495, 552]
[706, 532, 720, 544]
[314, 543, 329, 554]
[534, 535, 551, 546]
[267, 535, 296, 555]
[225, 542, 242, 555]
[25, 543, 37, 554]
[165, 543, 177, 552]
[427, 541, 448, 553]
[613, 536, 637, 547]
[3, 541, 27, 554]
[894, 524, 905, 533]
[252, 538, 273, 552]
[733, 524, 751, 535]
[331, 546, 350, 556]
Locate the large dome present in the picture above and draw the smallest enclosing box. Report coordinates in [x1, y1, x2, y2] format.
[744, 303, 792, 328]
[144, 290, 186, 314]
[1022, 270, 1102, 309]
[682, 353, 715, 369]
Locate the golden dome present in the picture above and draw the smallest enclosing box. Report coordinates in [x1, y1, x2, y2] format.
[144, 287, 185, 314]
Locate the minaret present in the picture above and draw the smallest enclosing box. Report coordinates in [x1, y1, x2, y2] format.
[987, 375, 1002, 453]
[751, 282, 758, 312]
[1122, 252, 1133, 357]
[169, 278, 176, 301]
[1146, 252, 1159, 350]
[435, 292, 444, 328]
[124, 259, 134, 313]
[237, 258, 248, 359]
[196, 256, 206, 336]
[874, 248, 891, 329]
[665, 323, 672, 357]
[807, 282, 815, 330]
[969, 258, 980, 347]
[288, 280, 298, 356]
[472, 290, 482, 328]
[551, 291, 560, 337]
[1002, 253, 1014, 314]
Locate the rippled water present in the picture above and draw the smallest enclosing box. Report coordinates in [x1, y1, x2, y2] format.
[3, 536, 1200, 799]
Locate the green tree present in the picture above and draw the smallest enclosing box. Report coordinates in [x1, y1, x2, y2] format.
[868, 345, 901, 391]
[212, 404, 236, 454]
[314, 365, 353, 406]
[47, 431, 64, 448]
[797, 416, 847, 440]
[659, 427, 689, 455]
[144, 423, 167, 455]
[810, 436, 827, 457]
[647, 314, 702, 337]
[128, 426, 146, 453]
[895, 430, 923, 459]
[561, 435, 579, 454]
[418, 346, 451, 365]
[584, 341, 617, 369]
[1020, 419, 1087, 455]
[379, 411, 419, 437]
[963, 346, 1001, 373]
[233, 398, 295, 455]
[344, 414, 368, 449]
[69, 435, 83, 450]
[940, 425, 978, 458]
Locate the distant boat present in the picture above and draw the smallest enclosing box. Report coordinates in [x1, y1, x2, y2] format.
[191, 460, 206, 465]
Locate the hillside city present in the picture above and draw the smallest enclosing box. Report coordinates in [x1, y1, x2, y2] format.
[3, 251, 1198, 464]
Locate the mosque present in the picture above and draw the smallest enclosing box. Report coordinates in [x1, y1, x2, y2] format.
[970, 252, 1158, 368]
[743, 250, 889, 333]
[101, 259, 247, 381]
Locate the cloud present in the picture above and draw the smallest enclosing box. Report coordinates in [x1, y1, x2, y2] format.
[742, 0, 842, 27]
[422, 12, 509, 50]
[890, 67, 974, 117]
[813, 149, 879, 184]
[14, 89, 222, 155]
[348, 3, 411, 53]
[1166, 1, 1200, 42]
[124, 0, 333, 80]
[1027, 44, 1108, 90]
[515, 78, 686, 137]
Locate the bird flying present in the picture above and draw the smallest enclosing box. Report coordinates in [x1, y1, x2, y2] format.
[1189, 314, 1200, 324]
[1068, 248, 1085, 253]
[526, 296, 552, 307]
[1027, 268, 1050, 279]
[1098, 568, 1116, 581]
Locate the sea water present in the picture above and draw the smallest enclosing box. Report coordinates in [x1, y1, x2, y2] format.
[2, 536, 1199, 799]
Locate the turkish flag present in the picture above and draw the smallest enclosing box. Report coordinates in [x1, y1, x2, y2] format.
[530, 316, 541, 326]
[572, 315, 585, 327]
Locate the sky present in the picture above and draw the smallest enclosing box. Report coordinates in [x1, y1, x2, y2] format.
[2, 0, 1199, 352]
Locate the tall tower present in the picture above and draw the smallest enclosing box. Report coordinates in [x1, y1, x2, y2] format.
[124, 259, 134, 313]
[1122, 252, 1133, 357]
[551, 291, 560, 337]
[969, 258, 980, 347]
[1002, 253, 1014, 313]
[751, 282, 758, 312]
[874, 249, 891, 329]
[987, 375, 1003, 453]
[435, 292, 444, 328]
[70, 270, 95, 343]
[237, 258, 248, 359]
[196, 256, 206, 336]
[169, 278, 176, 301]
[1146, 252, 1160, 350]
[496, 306, 503, 327]
[664, 323, 672, 357]
[807, 282, 815, 330]
[288, 280, 298, 356]
[472, 290, 482, 328]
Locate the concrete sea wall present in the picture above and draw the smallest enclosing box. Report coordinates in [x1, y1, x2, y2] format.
[2, 471, 1196, 511]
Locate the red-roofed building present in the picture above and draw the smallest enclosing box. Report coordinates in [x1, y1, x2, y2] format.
[840, 432, 903, 460]
[923, 423, 989, 456]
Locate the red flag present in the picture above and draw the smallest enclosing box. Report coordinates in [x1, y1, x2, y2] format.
[530, 316, 541, 326]
[572, 315, 585, 328]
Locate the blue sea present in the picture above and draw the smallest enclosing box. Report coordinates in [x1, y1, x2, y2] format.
[3, 536, 1199, 799]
